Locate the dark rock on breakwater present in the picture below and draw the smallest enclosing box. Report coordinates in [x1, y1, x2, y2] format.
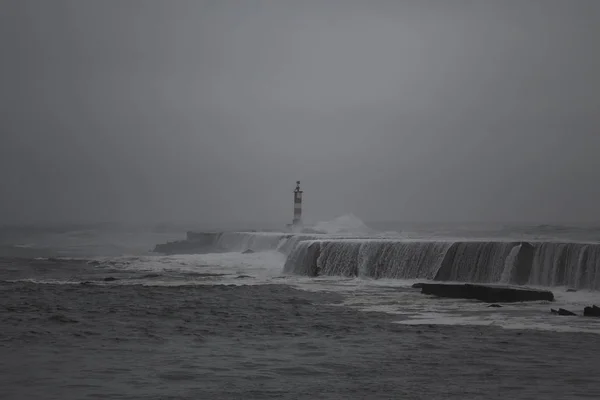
[584, 305, 600, 317]
[419, 283, 554, 303]
[551, 308, 577, 316]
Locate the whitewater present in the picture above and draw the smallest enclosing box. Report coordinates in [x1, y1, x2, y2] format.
[2, 217, 600, 399]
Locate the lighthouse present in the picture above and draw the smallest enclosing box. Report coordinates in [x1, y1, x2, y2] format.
[292, 181, 303, 226]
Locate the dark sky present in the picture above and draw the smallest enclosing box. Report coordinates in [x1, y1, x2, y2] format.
[1, 0, 599, 225]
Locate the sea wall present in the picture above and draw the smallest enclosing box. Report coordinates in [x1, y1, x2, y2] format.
[154, 231, 600, 290]
[283, 239, 600, 290]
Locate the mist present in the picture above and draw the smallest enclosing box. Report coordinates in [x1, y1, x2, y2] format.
[1, 0, 599, 226]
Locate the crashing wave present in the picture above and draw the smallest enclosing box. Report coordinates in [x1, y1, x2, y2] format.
[309, 214, 374, 235]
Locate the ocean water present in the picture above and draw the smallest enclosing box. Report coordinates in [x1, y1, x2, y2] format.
[2, 217, 600, 399]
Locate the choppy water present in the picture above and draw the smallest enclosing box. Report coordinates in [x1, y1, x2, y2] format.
[2, 220, 600, 398]
[3, 282, 600, 399]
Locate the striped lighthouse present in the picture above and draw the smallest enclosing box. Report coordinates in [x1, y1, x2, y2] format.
[292, 181, 303, 226]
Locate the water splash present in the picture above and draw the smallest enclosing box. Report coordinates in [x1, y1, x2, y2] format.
[310, 214, 373, 235]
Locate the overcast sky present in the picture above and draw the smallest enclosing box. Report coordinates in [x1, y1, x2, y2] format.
[1, 0, 599, 226]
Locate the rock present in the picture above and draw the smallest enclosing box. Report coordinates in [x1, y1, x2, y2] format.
[242, 249, 255, 254]
[412, 283, 424, 289]
[103, 277, 118, 282]
[584, 305, 600, 317]
[557, 308, 577, 316]
[488, 304, 502, 308]
[566, 288, 577, 292]
[551, 308, 577, 316]
[419, 283, 554, 303]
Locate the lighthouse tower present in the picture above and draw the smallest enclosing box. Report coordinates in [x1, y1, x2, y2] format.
[292, 181, 303, 226]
